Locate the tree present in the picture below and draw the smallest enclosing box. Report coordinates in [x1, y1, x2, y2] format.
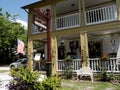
[0, 8, 27, 64]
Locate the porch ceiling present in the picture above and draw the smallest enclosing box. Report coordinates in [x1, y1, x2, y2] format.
[56, 0, 113, 15]
[88, 29, 120, 36]
[58, 29, 120, 41]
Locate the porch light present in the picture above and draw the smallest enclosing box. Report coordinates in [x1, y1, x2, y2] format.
[71, 3, 75, 7]
[60, 40, 65, 43]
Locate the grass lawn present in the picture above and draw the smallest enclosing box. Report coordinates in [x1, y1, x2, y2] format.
[58, 79, 120, 90]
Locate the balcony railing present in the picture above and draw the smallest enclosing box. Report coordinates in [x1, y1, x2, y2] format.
[86, 5, 117, 25]
[56, 13, 80, 30]
[32, 5, 117, 33]
[58, 58, 120, 73]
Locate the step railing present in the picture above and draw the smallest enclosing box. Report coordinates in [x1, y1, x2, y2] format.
[86, 5, 117, 25]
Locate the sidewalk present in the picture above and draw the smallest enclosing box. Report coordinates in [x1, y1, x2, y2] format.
[0, 66, 10, 71]
[0, 66, 11, 90]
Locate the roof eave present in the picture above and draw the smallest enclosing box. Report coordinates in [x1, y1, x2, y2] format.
[21, 0, 49, 9]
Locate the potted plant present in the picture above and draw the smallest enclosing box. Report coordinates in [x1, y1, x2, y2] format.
[64, 55, 72, 62]
[100, 54, 110, 61]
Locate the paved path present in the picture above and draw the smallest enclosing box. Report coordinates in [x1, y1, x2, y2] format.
[0, 66, 10, 71]
[0, 66, 12, 90]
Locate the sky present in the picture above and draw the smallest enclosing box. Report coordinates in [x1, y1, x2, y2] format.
[0, 0, 40, 28]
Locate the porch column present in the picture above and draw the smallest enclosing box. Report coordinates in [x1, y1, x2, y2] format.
[78, 0, 82, 26]
[81, 0, 86, 26]
[51, 36, 58, 75]
[80, 32, 89, 67]
[51, 0, 56, 31]
[27, 10, 34, 70]
[27, 39, 34, 70]
[116, 0, 120, 20]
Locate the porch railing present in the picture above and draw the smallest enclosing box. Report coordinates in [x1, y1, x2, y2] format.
[56, 13, 80, 30]
[58, 59, 82, 72]
[58, 58, 120, 73]
[85, 5, 117, 25]
[89, 58, 119, 73]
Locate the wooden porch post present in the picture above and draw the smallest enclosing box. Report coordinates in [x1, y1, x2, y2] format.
[80, 0, 86, 26]
[27, 10, 34, 70]
[116, 0, 120, 20]
[51, 0, 56, 31]
[78, 0, 82, 26]
[51, 36, 58, 75]
[27, 39, 34, 70]
[80, 32, 89, 67]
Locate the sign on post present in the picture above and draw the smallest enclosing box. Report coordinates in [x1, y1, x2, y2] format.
[33, 8, 51, 76]
[34, 53, 41, 61]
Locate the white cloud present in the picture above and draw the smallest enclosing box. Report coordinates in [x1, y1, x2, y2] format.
[16, 19, 28, 29]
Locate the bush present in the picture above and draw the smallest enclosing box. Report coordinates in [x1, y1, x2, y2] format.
[6, 67, 61, 90]
[42, 76, 61, 90]
[100, 68, 119, 83]
[100, 68, 110, 82]
[7, 67, 41, 90]
[64, 66, 73, 79]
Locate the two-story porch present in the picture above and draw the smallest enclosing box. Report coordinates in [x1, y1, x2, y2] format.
[22, 0, 120, 74]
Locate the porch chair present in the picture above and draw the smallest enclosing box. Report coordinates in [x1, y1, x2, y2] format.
[75, 67, 93, 82]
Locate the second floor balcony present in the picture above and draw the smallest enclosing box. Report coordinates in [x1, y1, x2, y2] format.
[56, 4, 117, 30]
[32, 4, 117, 34]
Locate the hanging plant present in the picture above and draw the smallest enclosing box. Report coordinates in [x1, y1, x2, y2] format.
[100, 54, 110, 61]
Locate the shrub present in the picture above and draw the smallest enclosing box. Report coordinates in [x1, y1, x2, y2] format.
[7, 67, 41, 90]
[64, 66, 73, 79]
[6, 67, 61, 90]
[42, 76, 61, 90]
[100, 68, 110, 82]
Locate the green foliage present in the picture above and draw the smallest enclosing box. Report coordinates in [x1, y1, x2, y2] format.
[8, 67, 40, 90]
[8, 67, 61, 90]
[63, 56, 73, 79]
[64, 56, 72, 62]
[100, 68, 110, 82]
[109, 73, 118, 81]
[42, 76, 61, 90]
[0, 8, 27, 64]
[100, 68, 119, 83]
[33, 42, 45, 52]
[64, 65, 73, 79]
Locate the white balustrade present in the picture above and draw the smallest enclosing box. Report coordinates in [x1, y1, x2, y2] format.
[58, 58, 120, 73]
[56, 13, 80, 30]
[86, 5, 117, 25]
[89, 58, 119, 73]
[58, 59, 82, 72]
[32, 5, 117, 33]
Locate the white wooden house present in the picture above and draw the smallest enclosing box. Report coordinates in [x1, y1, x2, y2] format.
[22, 0, 120, 74]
